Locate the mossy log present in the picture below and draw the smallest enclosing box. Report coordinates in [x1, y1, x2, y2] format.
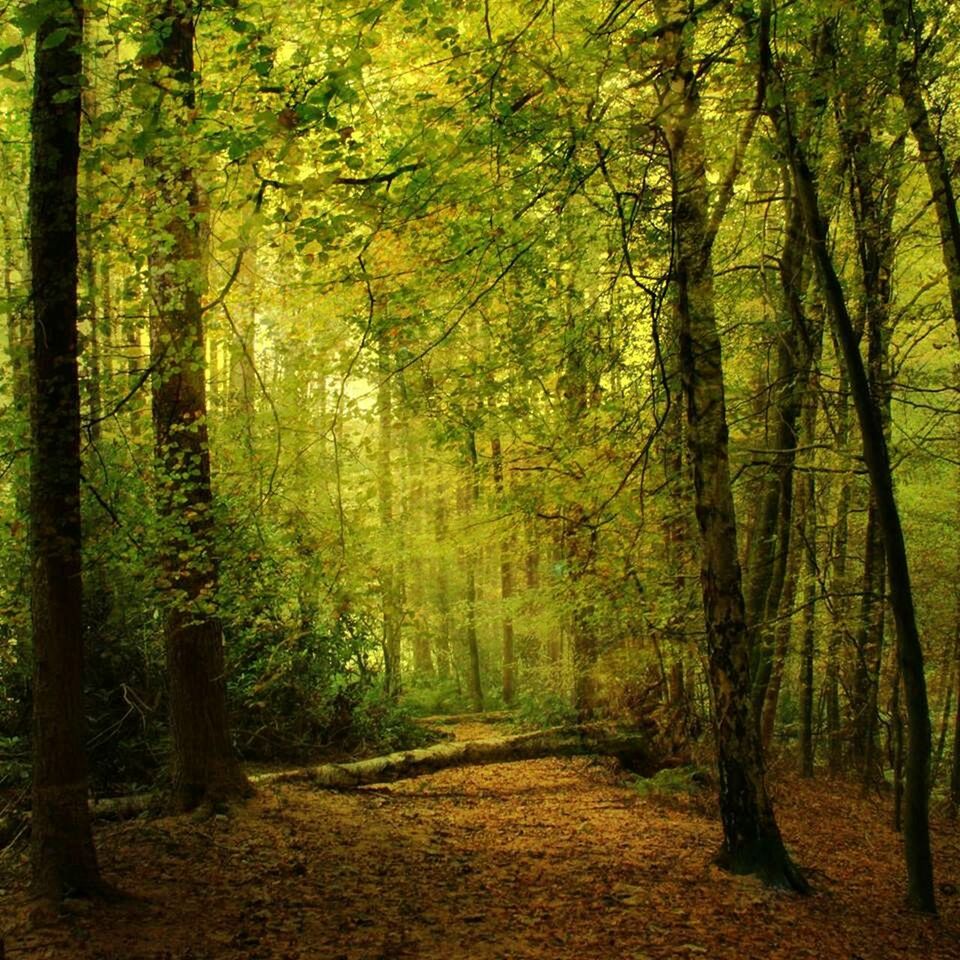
[253, 724, 658, 789]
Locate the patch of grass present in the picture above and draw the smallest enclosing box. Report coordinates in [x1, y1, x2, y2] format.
[632, 765, 709, 798]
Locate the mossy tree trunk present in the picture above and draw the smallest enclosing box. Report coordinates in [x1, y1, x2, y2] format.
[145, 0, 249, 812]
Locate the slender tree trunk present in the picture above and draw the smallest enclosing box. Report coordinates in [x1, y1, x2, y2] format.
[759, 538, 799, 754]
[798, 498, 817, 778]
[377, 333, 403, 698]
[403, 403, 432, 677]
[655, 3, 805, 891]
[949, 588, 960, 816]
[826, 370, 849, 774]
[892, 659, 905, 832]
[145, 0, 249, 811]
[748, 191, 814, 727]
[762, 0, 935, 911]
[462, 430, 483, 711]
[836, 77, 903, 785]
[797, 327, 822, 777]
[491, 436, 516, 705]
[434, 496, 452, 682]
[28, 0, 103, 898]
[881, 0, 960, 347]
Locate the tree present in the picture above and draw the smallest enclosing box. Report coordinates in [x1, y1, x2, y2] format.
[650, 1, 806, 890]
[760, 0, 935, 912]
[143, 0, 249, 811]
[28, 0, 103, 898]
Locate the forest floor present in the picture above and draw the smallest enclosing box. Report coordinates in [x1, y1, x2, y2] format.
[2, 720, 960, 959]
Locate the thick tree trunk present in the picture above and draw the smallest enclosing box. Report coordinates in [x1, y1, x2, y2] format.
[655, 3, 805, 891]
[146, 0, 249, 812]
[256, 725, 659, 789]
[762, 0, 935, 912]
[28, 0, 103, 899]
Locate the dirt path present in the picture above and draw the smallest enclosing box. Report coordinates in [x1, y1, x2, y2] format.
[3, 724, 959, 959]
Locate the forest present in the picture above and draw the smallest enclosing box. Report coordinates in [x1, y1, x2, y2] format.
[1, 0, 960, 956]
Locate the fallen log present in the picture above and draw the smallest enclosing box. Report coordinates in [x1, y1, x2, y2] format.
[413, 710, 513, 726]
[253, 724, 658, 789]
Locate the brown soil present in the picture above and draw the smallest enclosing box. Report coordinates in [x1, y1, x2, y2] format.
[2, 725, 959, 959]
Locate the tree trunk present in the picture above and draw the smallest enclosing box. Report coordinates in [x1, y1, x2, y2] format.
[145, 0, 249, 812]
[950, 589, 960, 816]
[462, 430, 483, 711]
[892, 660, 905, 832]
[655, 3, 806, 891]
[492, 436, 517, 705]
[377, 333, 403, 698]
[881, 0, 960, 347]
[28, 0, 103, 899]
[836, 71, 902, 785]
[825, 366, 849, 774]
[747, 190, 814, 727]
[797, 466, 818, 778]
[762, 0, 935, 912]
[760, 508, 801, 753]
[434, 496, 453, 681]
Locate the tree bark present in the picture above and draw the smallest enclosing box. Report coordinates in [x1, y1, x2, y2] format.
[654, 2, 806, 891]
[761, 0, 935, 912]
[28, 0, 103, 899]
[145, 0, 249, 812]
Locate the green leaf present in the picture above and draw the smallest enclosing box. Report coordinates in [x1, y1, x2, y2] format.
[0, 44, 24, 68]
[0, 66, 25, 83]
[42, 27, 71, 50]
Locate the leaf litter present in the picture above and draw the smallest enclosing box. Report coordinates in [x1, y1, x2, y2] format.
[1, 723, 958, 959]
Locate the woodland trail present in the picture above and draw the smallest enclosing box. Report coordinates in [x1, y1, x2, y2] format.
[3, 722, 960, 960]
